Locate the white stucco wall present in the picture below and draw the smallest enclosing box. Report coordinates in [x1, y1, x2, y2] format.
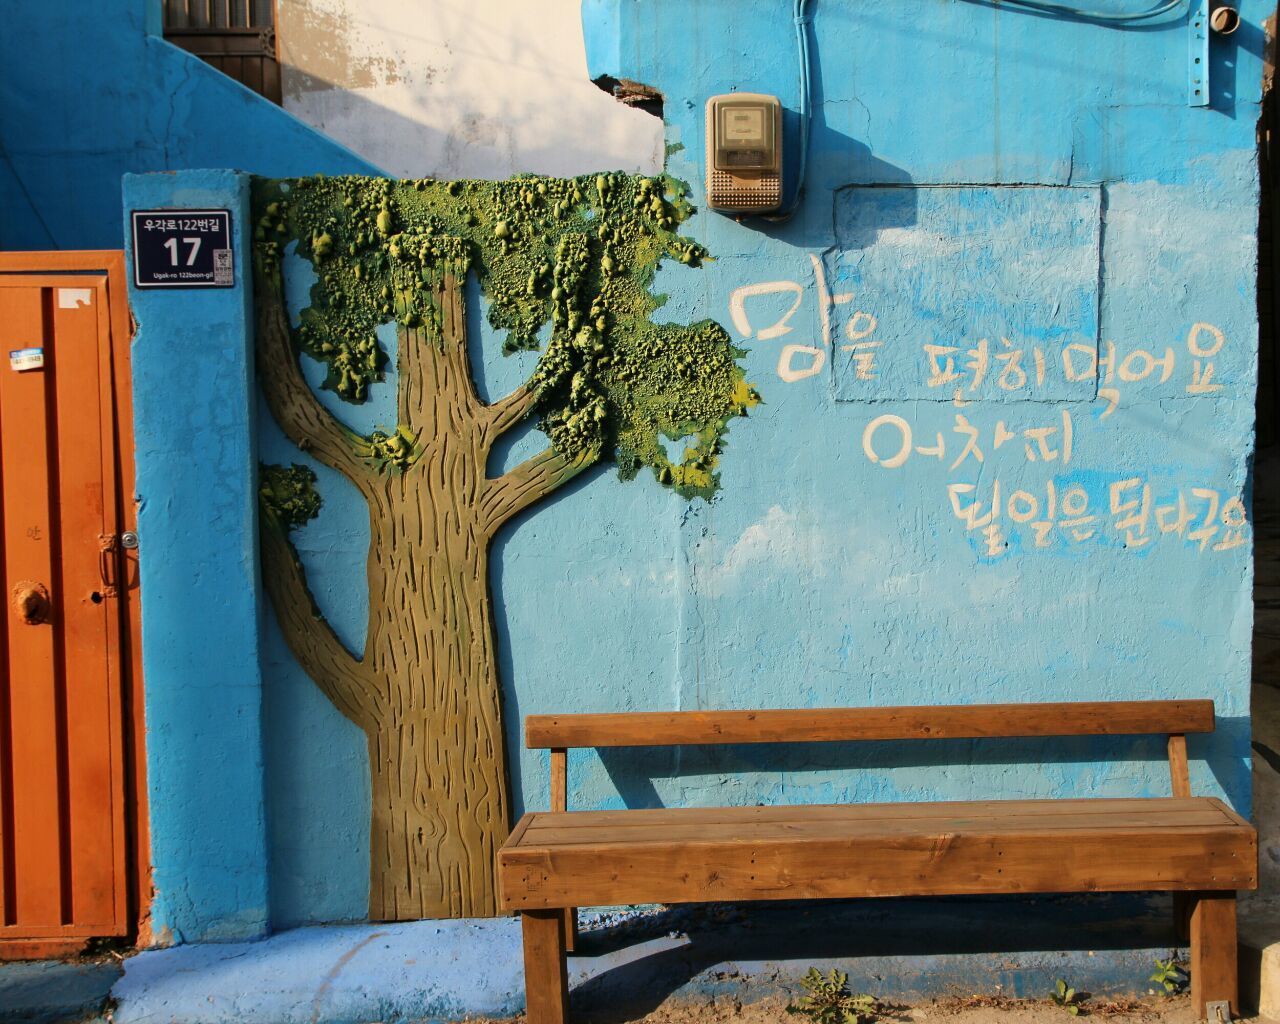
[276, 0, 663, 178]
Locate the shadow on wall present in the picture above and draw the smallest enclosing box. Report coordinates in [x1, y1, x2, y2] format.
[483, 130, 916, 820]
[492, 461, 615, 819]
[271, 70, 453, 170]
[593, 717, 1252, 811]
[707, 56, 920, 247]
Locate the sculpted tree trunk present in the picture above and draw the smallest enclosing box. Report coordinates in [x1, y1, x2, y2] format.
[256, 267, 585, 919]
[251, 171, 754, 922]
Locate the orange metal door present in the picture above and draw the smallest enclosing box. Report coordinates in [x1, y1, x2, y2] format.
[0, 273, 130, 952]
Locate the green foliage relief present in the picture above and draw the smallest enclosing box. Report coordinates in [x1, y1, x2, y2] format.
[258, 464, 322, 531]
[253, 172, 759, 500]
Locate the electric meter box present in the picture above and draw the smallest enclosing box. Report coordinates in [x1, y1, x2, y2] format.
[705, 93, 783, 213]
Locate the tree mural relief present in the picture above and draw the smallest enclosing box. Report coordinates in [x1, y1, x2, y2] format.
[251, 173, 759, 921]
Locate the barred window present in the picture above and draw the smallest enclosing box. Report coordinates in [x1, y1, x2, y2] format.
[162, 1, 281, 105]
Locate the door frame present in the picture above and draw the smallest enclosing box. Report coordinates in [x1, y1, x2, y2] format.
[0, 251, 149, 955]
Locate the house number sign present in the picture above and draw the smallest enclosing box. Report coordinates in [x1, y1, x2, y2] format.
[131, 209, 234, 289]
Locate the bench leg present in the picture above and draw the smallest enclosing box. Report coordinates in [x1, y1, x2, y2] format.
[522, 909, 569, 1024]
[1190, 891, 1238, 1020]
[562, 907, 578, 953]
[1173, 892, 1191, 942]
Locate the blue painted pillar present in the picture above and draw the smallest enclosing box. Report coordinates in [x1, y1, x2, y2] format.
[123, 169, 269, 943]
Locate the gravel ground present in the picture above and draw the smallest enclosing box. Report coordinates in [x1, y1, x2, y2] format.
[469, 993, 1275, 1024]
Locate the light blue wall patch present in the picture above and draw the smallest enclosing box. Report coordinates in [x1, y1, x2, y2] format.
[829, 185, 1102, 402]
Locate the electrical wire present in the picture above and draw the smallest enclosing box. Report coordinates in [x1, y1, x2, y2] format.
[972, 0, 1186, 22]
[763, 0, 814, 221]
[758, 0, 1175, 223]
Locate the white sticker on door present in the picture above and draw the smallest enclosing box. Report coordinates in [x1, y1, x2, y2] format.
[10, 348, 45, 372]
[57, 288, 93, 309]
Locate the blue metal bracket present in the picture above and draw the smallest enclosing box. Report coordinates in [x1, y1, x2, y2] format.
[1189, 0, 1210, 106]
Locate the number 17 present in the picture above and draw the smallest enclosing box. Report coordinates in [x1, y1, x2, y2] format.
[163, 237, 201, 266]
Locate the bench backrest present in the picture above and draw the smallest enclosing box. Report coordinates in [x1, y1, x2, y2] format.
[526, 700, 1214, 811]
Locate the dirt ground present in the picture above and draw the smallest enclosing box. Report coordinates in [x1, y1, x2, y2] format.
[471, 993, 1276, 1024]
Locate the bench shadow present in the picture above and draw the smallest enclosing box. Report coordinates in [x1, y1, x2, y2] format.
[595, 716, 1253, 813]
[568, 893, 1179, 1023]
[570, 720, 1251, 1021]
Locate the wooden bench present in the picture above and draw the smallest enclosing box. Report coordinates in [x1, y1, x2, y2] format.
[497, 700, 1257, 1023]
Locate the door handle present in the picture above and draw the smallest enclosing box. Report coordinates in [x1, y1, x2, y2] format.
[12, 581, 50, 624]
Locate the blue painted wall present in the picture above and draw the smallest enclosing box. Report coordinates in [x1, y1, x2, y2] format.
[258, 0, 1262, 929]
[2, 0, 1263, 951]
[0, 1, 377, 250]
[0, 0, 378, 942]
[124, 169, 274, 943]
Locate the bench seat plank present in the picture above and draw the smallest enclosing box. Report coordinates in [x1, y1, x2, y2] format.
[498, 797, 1256, 910]
[519, 796, 1244, 833]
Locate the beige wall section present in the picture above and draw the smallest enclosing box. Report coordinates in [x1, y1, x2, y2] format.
[276, 0, 664, 179]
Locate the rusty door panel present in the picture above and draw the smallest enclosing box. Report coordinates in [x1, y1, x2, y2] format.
[0, 275, 128, 946]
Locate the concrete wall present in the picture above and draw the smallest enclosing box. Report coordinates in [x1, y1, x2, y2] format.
[276, 0, 663, 179]
[259, 0, 1264, 932]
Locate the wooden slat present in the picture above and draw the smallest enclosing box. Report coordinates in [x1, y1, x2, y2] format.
[549, 749, 566, 812]
[525, 810, 1238, 848]
[261, 56, 282, 105]
[1168, 733, 1191, 797]
[0, 255, 136, 945]
[1190, 891, 1239, 1018]
[499, 822, 1256, 911]
[546, 749, 576, 952]
[163, 29, 275, 57]
[0, 286, 63, 927]
[525, 700, 1216, 749]
[242, 56, 265, 98]
[506, 813, 533, 850]
[100, 250, 149, 942]
[519, 797, 1226, 833]
[517, 799, 1240, 843]
[0, 296, 10, 928]
[0, 937, 88, 960]
[52, 286, 120, 929]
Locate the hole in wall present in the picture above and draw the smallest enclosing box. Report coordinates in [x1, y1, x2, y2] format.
[592, 75, 665, 120]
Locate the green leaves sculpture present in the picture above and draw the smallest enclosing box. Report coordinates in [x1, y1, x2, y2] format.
[252, 173, 757, 920]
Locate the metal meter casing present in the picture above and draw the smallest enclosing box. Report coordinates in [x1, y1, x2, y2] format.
[705, 93, 783, 213]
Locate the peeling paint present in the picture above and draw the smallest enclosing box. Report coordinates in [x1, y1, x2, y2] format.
[276, 0, 665, 179]
[277, 0, 414, 98]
